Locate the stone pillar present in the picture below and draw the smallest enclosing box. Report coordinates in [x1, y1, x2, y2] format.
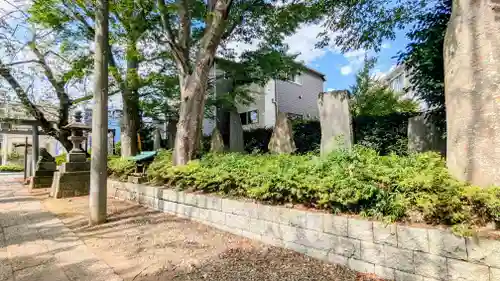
[153, 128, 161, 150]
[229, 110, 244, 152]
[317, 90, 352, 156]
[444, 0, 500, 186]
[210, 127, 224, 153]
[268, 112, 296, 154]
[32, 125, 39, 174]
[407, 115, 446, 155]
[23, 137, 28, 180]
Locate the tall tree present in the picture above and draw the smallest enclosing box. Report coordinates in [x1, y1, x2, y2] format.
[89, 0, 109, 225]
[443, 0, 500, 186]
[350, 57, 418, 117]
[398, 0, 451, 131]
[29, 0, 160, 157]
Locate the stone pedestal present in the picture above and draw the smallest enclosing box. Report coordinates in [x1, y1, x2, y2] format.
[51, 153, 90, 198]
[128, 174, 147, 184]
[29, 149, 57, 190]
[51, 111, 92, 198]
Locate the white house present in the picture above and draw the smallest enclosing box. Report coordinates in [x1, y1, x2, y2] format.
[382, 64, 428, 111]
[203, 65, 326, 135]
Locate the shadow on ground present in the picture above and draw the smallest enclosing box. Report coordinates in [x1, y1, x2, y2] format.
[42, 196, 386, 281]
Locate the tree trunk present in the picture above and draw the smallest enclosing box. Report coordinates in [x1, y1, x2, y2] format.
[89, 0, 109, 225]
[56, 129, 73, 153]
[120, 94, 139, 157]
[444, 0, 500, 186]
[173, 80, 207, 165]
[120, 41, 140, 157]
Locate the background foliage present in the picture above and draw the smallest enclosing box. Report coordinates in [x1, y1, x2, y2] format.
[350, 57, 418, 117]
[398, 0, 451, 133]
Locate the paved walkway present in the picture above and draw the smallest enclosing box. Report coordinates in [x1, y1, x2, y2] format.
[0, 174, 123, 281]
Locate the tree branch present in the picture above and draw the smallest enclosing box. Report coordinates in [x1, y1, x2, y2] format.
[0, 60, 57, 135]
[157, 0, 190, 75]
[29, 41, 70, 128]
[70, 89, 121, 105]
[177, 0, 192, 71]
[4, 59, 42, 67]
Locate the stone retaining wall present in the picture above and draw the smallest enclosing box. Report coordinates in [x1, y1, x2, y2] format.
[108, 179, 500, 281]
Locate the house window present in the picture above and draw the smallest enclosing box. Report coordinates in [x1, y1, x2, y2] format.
[287, 73, 302, 85]
[239, 110, 259, 125]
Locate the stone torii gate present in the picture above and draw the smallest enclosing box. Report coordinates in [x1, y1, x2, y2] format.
[0, 118, 53, 178]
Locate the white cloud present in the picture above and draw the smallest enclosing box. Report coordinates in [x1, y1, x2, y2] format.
[284, 22, 339, 64]
[326, 87, 336, 91]
[338, 49, 368, 75]
[340, 65, 352, 75]
[223, 20, 340, 65]
[382, 42, 391, 49]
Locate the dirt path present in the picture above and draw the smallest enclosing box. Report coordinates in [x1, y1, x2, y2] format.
[42, 194, 385, 281]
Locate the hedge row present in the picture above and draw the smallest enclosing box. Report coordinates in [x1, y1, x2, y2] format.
[0, 164, 24, 172]
[216, 113, 413, 155]
[108, 148, 500, 236]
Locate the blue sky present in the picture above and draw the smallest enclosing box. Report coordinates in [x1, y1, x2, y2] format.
[285, 26, 411, 91]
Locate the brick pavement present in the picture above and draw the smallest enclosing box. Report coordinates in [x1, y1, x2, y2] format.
[0, 174, 123, 281]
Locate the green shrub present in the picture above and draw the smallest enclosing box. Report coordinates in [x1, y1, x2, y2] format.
[55, 153, 67, 166]
[107, 156, 135, 181]
[7, 150, 21, 160]
[0, 164, 24, 172]
[135, 146, 500, 235]
[114, 141, 121, 155]
[146, 150, 173, 183]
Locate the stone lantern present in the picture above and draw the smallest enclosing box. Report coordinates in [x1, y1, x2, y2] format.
[50, 111, 92, 198]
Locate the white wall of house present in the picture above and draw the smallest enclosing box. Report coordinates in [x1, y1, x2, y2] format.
[202, 65, 325, 135]
[275, 71, 324, 120]
[384, 64, 428, 111]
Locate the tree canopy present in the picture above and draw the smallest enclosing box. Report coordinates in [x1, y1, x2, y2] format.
[350, 57, 418, 117]
[398, 0, 450, 131]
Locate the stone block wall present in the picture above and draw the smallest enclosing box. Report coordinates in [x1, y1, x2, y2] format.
[108, 179, 500, 281]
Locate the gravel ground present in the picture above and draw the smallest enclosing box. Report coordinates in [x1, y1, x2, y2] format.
[41, 194, 386, 281]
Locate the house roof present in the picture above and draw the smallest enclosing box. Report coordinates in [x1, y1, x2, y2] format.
[303, 65, 326, 81]
[214, 57, 326, 81]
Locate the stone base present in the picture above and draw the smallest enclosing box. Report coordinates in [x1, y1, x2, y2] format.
[60, 162, 90, 172]
[29, 170, 56, 190]
[128, 175, 147, 184]
[51, 171, 90, 198]
[67, 152, 87, 163]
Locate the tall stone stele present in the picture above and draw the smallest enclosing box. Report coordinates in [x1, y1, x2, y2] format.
[444, 0, 500, 186]
[317, 90, 353, 156]
[268, 112, 296, 154]
[210, 127, 225, 153]
[51, 111, 92, 198]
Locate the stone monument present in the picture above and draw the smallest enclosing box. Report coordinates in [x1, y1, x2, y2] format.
[317, 90, 352, 156]
[444, 0, 500, 186]
[268, 112, 296, 154]
[51, 111, 91, 198]
[210, 127, 224, 153]
[29, 148, 57, 190]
